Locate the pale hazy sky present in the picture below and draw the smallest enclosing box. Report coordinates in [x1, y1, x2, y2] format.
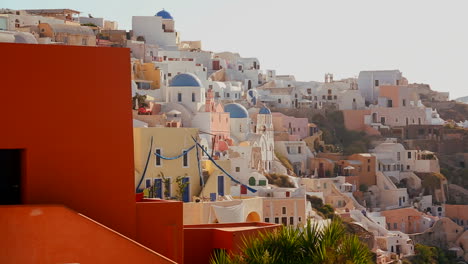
[5, 0, 468, 98]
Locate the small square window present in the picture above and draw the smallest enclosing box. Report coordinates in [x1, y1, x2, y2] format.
[235, 167, 240, 172]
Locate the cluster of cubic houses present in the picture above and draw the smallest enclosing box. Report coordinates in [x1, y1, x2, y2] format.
[2, 8, 468, 264]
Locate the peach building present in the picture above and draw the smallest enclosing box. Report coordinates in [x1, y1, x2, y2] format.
[300, 177, 360, 212]
[342, 109, 380, 135]
[310, 157, 335, 177]
[261, 188, 307, 227]
[340, 153, 377, 186]
[381, 207, 435, 234]
[444, 204, 468, 230]
[271, 112, 310, 141]
[378, 85, 419, 108]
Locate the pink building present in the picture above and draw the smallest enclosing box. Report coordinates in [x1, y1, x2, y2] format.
[192, 89, 232, 152]
[272, 112, 310, 141]
[381, 208, 435, 234]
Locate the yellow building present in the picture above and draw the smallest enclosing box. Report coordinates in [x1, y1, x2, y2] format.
[38, 23, 96, 46]
[134, 127, 202, 202]
[131, 60, 161, 90]
[200, 159, 231, 200]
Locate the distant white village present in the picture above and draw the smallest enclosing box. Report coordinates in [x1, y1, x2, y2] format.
[2, 7, 468, 263]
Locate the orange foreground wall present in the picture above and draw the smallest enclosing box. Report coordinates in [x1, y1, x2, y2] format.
[137, 199, 184, 264]
[0, 205, 175, 264]
[184, 222, 280, 264]
[0, 43, 182, 263]
[0, 43, 136, 237]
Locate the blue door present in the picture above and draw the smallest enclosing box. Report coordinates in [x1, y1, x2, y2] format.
[155, 179, 162, 198]
[145, 179, 152, 188]
[182, 177, 190, 202]
[218, 175, 224, 196]
[210, 193, 216, 202]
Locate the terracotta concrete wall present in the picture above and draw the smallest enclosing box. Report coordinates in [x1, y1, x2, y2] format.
[136, 200, 184, 264]
[183, 228, 213, 264]
[0, 205, 175, 264]
[184, 223, 280, 264]
[0, 43, 135, 237]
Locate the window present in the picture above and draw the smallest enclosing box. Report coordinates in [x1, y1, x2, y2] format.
[275, 217, 279, 224]
[322, 95, 326, 99]
[155, 149, 162, 166]
[374, 80, 379, 86]
[387, 99, 393, 107]
[387, 223, 391, 229]
[380, 117, 386, 125]
[333, 95, 337, 100]
[402, 99, 406, 106]
[278, 98, 282, 104]
[290, 217, 294, 225]
[298, 217, 302, 222]
[397, 152, 401, 161]
[81, 38, 87, 45]
[286, 147, 290, 154]
[226, 93, 230, 98]
[265, 218, 270, 223]
[145, 179, 152, 188]
[183, 149, 188, 167]
[298, 147, 302, 154]
[281, 217, 287, 225]
[367, 165, 370, 172]
[168, 73, 172, 77]
[393, 223, 398, 229]
[177, 93, 182, 102]
[192, 92, 196, 102]
[403, 196, 406, 203]
[407, 165, 410, 170]
[282, 207, 286, 214]
[215, 92, 220, 98]
[407, 152, 412, 159]
[236, 167, 240, 172]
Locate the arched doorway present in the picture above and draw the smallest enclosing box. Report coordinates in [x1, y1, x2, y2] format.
[246, 211, 261, 222]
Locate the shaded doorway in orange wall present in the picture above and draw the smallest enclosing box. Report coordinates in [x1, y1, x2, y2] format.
[0, 149, 23, 205]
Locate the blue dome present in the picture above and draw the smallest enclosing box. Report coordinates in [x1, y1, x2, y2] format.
[170, 73, 202, 87]
[155, 9, 173, 19]
[259, 106, 271, 115]
[224, 103, 249, 118]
